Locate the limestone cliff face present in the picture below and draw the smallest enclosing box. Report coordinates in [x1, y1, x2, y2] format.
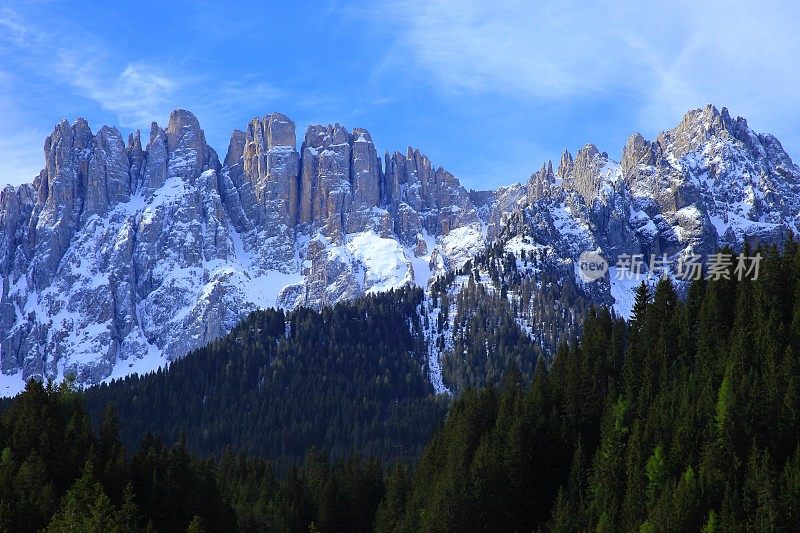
[383, 147, 479, 246]
[567, 144, 610, 205]
[348, 128, 382, 226]
[557, 149, 574, 182]
[0, 110, 483, 387]
[221, 112, 300, 270]
[0, 110, 235, 384]
[2, 104, 798, 390]
[526, 161, 554, 204]
[620, 132, 657, 181]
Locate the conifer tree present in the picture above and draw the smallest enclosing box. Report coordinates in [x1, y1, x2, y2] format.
[45, 461, 117, 533]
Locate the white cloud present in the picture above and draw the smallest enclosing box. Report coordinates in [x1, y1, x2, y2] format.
[63, 59, 179, 128]
[0, 9, 184, 184]
[0, 5, 285, 186]
[0, 7, 30, 49]
[371, 0, 800, 153]
[620, 2, 800, 134]
[371, 0, 664, 98]
[191, 78, 284, 125]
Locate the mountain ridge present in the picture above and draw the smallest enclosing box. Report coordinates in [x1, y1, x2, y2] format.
[0, 108, 486, 390]
[1, 104, 797, 390]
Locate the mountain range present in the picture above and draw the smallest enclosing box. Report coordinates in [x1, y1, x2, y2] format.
[1, 104, 797, 391]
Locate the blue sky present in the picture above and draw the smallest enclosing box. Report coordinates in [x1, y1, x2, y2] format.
[2, 0, 800, 190]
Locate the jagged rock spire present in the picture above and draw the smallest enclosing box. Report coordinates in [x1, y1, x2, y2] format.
[526, 161, 554, 203]
[557, 149, 574, 181]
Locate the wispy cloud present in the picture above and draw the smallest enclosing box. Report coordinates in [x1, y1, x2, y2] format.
[193, 78, 284, 124]
[63, 60, 180, 128]
[0, 4, 286, 185]
[630, 1, 800, 138]
[63, 64, 285, 132]
[367, 0, 800, 152]
[3, 0, 800, 189]
[369, 0, 639, 98]
[0, 7, 31, 49]
[0, 8, 181, 183]
[1, 9, 182, 130]
[0, 14, 48, 185]
[0, 47, 184, 184]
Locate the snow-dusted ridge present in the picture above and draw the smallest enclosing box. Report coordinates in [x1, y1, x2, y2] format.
[0, 110, 487, 389]
[1, 104, 797, 392]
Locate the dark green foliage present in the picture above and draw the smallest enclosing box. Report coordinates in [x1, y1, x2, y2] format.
[44, 461, 118, 533]
[374, 462, 410, 532]
[86, 287, 447, 467]
[388, 306, 625, 531]
[560, 245, 800, 531]
[0, 378, 398, 532]
[381, 243, 800, 531]
[0, 381, 236, 532]
[443, 280, 542, 390]
[1, 243, 798, 531]
[430, 212, 594, 393]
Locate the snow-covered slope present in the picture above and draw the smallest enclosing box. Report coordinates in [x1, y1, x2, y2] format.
[1, 104, 797, 392]
[0, 111, 484, 390]
[478, 104, 800, 318]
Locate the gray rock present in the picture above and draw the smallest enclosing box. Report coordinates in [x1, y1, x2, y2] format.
[526, 161, 554, 203]
[142, 122, 168, 196]
[0, 110, 486, 387]
[568, 144, 608, 205]
[4, 104, 796, 389]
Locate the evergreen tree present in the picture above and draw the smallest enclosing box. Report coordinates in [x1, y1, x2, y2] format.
[45, 461, 118, 533]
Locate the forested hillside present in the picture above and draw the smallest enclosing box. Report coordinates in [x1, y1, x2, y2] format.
[1, 245, 799, 531]
[428, 226, 593, 393]
[86, 287, 448, 466]
[385, 244, 800, 531]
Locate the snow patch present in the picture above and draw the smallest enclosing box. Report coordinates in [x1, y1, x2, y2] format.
[609, 268, 644, 319]
[0, 370, 26, 398]
[346, 231, 413, 293]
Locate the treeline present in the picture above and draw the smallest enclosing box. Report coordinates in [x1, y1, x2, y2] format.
[443, 279, 543, 389]
[430, 218, 592, 366]
[380, 306, 623, 531]
[380, 244, 800, 531]
[427, 223, 592, 393]
[86, 287, 448, 467]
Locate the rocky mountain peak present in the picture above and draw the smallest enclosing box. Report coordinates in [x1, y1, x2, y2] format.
[656, 104, 743, 160]
[164, 109, 217, 182]
[299, 122, 357, 234]
[4, 104, 798, 391]
[526, 161, 555, 202]
[224, 129, 246, 168]
[263, 112, 296, 149]
[349, 127, 380, 215]
[142, 122, 169, 195]
[568, 143, 610, 204]
[557, 149, 574, 181]
[165, 109, 203, 149]
[621, 132, 657, 182]
[127, 129, 142, 150]
[127, 129, 144, 195]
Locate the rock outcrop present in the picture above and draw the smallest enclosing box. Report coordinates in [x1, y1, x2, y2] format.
[0, 110, 484, 388]
[511, 104, 800, 291]
[1, 104, 798, 392]
[526, 161, 555, 203]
